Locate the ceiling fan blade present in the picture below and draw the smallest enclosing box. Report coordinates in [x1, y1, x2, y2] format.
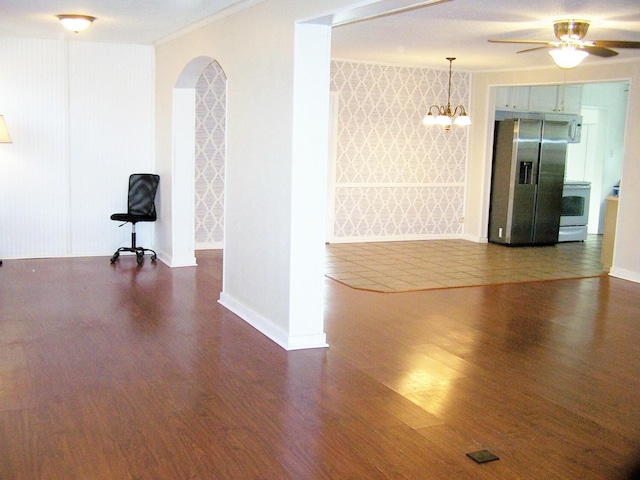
[517, 45, 550, 54]
[584, 46, 618, 57]
[591, 40, 640, 49]
[488, 39, 551, 45]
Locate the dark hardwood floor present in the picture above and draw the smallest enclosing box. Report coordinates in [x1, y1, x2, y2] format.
[1, 250, 640, 479]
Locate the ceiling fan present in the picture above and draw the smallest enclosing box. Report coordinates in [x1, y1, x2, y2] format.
[489, 19, 640, 68]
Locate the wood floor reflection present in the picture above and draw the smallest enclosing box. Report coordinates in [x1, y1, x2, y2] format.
[1, 251, 639, 479]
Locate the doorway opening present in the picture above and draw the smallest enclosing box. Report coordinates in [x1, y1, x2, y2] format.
[170, 56, 226, 267]
[488, 81, 628, 258]
[194, 61, 227, 251]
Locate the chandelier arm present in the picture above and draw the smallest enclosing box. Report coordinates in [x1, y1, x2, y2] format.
[426, 105, 447, 116]
[451, 105, 467, 116]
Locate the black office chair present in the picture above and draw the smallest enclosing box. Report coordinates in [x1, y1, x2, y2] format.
[110, 173, 160, 265]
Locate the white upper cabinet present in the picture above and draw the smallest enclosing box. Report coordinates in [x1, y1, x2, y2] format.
[496, 84, 583, 115]
[558, 85, 583, 114]
[495, 86, 530, 110]
[529, 85, 583, 114]
[528, 86, 558, 112]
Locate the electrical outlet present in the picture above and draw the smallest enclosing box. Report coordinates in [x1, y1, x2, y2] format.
[458, 217, 465, 223]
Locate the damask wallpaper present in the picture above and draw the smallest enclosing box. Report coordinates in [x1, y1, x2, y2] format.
[195, 61, 226, 249]
[193, 59, 470, 248]
[329, 60, 470, 241]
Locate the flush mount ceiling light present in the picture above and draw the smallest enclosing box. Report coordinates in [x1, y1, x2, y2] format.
[422, 57, 471, 131]
[57, 14, 96, 33]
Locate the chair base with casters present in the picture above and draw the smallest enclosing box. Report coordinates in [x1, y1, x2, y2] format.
[110, 173, 160, 266]
[110, 222, 157, 265]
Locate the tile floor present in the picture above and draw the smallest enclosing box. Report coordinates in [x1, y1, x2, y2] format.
[325, 235, 604, 292]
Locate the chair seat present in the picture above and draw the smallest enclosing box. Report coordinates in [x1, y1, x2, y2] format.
[110, 213, 156, 223]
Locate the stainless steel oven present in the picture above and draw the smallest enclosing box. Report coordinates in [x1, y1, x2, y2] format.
[558, 181, 591, 242]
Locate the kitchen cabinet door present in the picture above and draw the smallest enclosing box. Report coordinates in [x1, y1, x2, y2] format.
[529, 86, 559, 112]
[529, 85, 583, 114]
[495, 86, 530, 110]
[558, 85, 583, 114]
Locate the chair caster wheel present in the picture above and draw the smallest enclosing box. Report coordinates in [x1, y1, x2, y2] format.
[110, 253, 119, 263]
[151, 254, 157, 262]
[136, 252, 144, 265]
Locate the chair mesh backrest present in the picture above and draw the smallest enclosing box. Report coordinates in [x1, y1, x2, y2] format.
[128, 174, 160, 218]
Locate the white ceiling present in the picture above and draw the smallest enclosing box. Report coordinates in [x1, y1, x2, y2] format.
[0, 0, 639, 71]
[331, 0, 640, 71]
[0, 0, 254, 45]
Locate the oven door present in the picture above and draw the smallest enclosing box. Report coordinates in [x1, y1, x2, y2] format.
[560, 182, 591, 227]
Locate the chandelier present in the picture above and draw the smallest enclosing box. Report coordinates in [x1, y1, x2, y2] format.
[423, 57, 471, 130]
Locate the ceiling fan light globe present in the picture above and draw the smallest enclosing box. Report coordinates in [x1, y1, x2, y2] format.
[549, 47, 588, 69]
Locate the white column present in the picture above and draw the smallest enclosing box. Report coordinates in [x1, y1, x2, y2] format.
[170, 88, 198, 267]
[287, 21, 332, 349]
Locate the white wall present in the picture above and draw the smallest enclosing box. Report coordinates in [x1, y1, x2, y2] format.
[0, 38, 155, 259]
[581, 83, 628, 233]
[154, 0, 353, 349]
[468, 59, 640, 283]
[564, 82, 628, 235]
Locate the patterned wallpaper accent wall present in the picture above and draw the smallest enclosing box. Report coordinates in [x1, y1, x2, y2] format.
[195, 61, 226, 249]
[329, 60, 470, 242]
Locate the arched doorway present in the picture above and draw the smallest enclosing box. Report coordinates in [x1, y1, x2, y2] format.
[170, 56, 226, 267]
[194, 61, 227, 250]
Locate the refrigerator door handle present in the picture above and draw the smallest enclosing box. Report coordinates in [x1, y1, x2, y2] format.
[519, 162, 533, 184]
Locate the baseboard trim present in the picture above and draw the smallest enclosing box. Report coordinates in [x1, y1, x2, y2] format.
[218, 292, 329, 351]
[609, 267, 640, 284]
[155, 249, 197, 268]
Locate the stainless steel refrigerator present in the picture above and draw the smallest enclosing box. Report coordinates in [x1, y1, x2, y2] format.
[488, 118, 568, 246]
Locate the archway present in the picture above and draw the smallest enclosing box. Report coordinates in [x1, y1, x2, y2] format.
[170, 56, 226, 266]
[194, 61, 227, 250]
